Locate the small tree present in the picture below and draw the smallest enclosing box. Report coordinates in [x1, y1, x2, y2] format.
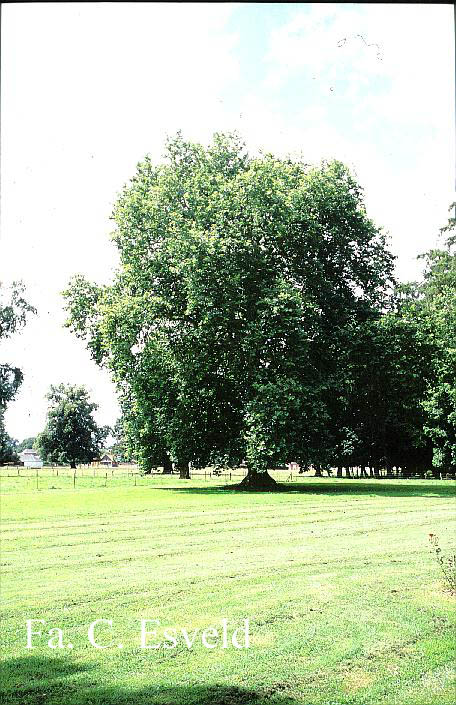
[37, 384, 108, 468]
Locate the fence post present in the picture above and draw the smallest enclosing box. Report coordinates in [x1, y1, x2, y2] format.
[18, 467, 20, 476]
[56, 468, 58, 477]
[105, 472, 107, 487]
[73, 470, 76, 489]
[134, 474, 137, 486]
[36, 468, 39, 491]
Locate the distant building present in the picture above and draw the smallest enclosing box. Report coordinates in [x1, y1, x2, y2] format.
[19, 449, 43, 468]
[93, 453, 118, 468]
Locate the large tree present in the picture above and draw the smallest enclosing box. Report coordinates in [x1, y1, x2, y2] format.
[64, 133, 394, 487]
[36, 384, 108, 468]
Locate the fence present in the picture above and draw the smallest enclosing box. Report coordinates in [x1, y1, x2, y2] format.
[0, 465, 299, 492]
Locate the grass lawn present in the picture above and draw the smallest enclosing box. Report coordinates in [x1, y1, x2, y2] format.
[1, 476, 455, 705]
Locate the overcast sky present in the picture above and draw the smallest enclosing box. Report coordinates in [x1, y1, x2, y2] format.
[1, 2, 454, 441]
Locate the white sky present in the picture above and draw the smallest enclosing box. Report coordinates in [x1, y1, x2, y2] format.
[1, 3, 454, 440]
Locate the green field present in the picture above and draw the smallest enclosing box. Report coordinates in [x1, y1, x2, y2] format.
[1, 476, 455, 705]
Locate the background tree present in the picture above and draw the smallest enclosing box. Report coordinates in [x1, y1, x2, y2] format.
[16, 437, 37, 453]
[107, 418, 128, 463]
[0, 424, 19, 465]
[330, 308, 433, 477]
[0, 281, 36, 465]
[36, 384, 108, 468]
[107, 415, 141, 466]
[415, 210, 456, 473]
[64, 133, 395, 487]
[325, 207, 455, 480]
[0, 281, 36, 409]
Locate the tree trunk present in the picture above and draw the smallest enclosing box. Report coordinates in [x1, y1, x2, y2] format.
[70, 461, 76, 469]
[178, 462, 190, 479]
[162, 453, 173, 474]
[314, 466, 322, 477]
[337, 466, 342, 478]
[238, 468, 278, 491]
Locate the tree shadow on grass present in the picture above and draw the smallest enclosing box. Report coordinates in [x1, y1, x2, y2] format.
[0, 655, 300, 705]
[153, 480, 456, 499]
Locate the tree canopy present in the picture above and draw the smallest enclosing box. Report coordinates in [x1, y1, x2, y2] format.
[64, 132, 398, 486]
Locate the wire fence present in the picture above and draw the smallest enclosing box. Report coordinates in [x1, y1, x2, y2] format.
[0, 465, 301, 493]
[0, 464, 138, 478]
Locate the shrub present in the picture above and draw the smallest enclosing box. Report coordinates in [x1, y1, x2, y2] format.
[429, 534, 456, 593]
